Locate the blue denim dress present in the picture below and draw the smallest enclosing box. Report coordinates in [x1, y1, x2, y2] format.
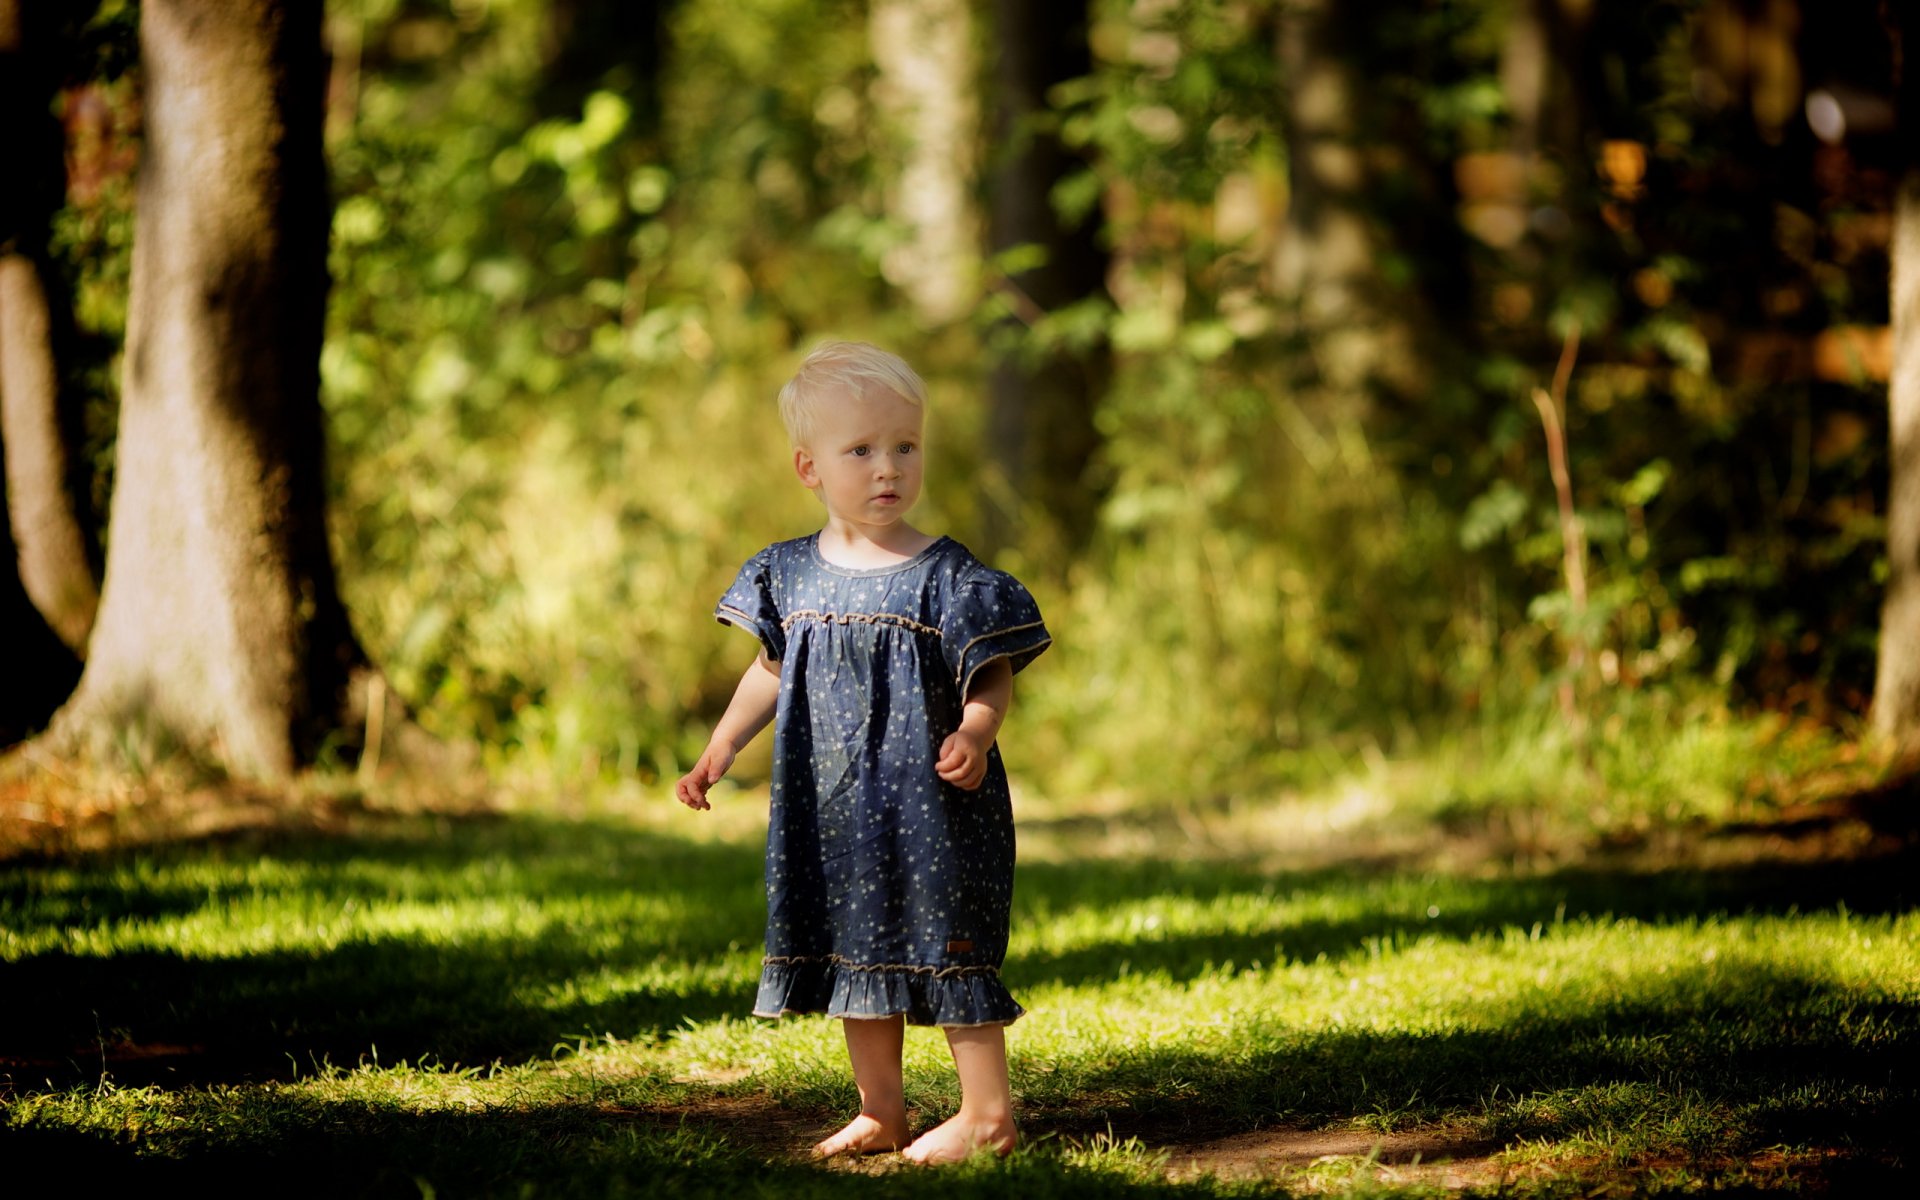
[716, 534, 1050, 1026]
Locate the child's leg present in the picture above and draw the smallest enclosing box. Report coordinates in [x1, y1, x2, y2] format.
[814, 1016, 910, 1157]
[902, 1023, 1017, 1164]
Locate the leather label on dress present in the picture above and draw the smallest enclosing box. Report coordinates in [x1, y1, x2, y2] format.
[947, 939, 974, 953]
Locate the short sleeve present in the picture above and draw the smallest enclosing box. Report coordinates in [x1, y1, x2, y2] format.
[715, 549, 785, 661]
[941, 568, 1051, 697]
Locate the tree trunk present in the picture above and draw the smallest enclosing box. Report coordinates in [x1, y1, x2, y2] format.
[0, 261, 99, 654]
[1271, 0, 1414, 400]
[985, 0, 1110, 557]
[539, 0, 670, 125]
[870, 0, 978, 325]
[1500, 0, 1550, 164]
[46, 0, 368, 781]
[0, 0, 101, 655]
[1871, 2, 1920, 750]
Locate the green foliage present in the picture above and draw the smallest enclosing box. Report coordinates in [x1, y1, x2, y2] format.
[321, 0, 885, 777]
[39, 1, 1899, 798]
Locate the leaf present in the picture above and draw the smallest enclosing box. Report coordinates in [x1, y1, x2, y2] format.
[626, 166, 672, 215]
[1645, 316, 1712, 373]
[1460, 481, 1528, 550]
[1050, 170, 1105, 227]
[1112, 307, 1177, 352]
[1616, 459, 1671, 508]
[1182, 321, 1235, 361]
[1679, 556, 1748, 593]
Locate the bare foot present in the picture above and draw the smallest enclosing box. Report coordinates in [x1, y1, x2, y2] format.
[901, 1112, 1018, 1164]
[813, 1112, 909, 1158]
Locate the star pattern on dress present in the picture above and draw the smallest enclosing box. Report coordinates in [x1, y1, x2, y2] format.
[714, 534, 1049, 1027]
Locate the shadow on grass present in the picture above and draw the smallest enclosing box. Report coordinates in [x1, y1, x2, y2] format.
[3, 809, 1915, 1124]
[3, 966, 1911, 1197]
[0, 816, 769, 1088]
[1, 1094, 1211, 1200]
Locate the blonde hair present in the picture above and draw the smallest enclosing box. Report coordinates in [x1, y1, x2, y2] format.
[778, 341, 927, 447]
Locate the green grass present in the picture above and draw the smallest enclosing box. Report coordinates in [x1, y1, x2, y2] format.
[1, 776, 1915, 1197]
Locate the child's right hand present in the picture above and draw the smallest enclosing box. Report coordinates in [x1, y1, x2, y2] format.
[674, 740, 736, 811]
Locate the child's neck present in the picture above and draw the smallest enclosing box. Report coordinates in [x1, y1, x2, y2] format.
[816, 519, 937, 568]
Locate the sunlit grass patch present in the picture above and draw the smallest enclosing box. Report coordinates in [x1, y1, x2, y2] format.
[1051, 1129, 1176, 1183]
[2, 791, 1914, 1196]
[1409, 695, 1878, 837]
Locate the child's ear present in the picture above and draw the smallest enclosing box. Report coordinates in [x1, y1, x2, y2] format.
[793, 446, 819, 489]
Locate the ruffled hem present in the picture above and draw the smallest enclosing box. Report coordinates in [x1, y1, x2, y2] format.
[752, 958, 1024, 1027]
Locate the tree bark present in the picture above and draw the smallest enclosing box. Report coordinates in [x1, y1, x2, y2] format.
[0, 261, 99, 654]
[870, 0, 979, 325]
[1500, 0, 1550, 164]
[985, 0, 1110, 556]
[539, 0, 670, 125]
[1271, 0, 1413, 400]
[1876, 173, 1920, 747]
[1871, 3, 1920, 750]
[0, 0, 101, 655]
[46, 0, 368, 780]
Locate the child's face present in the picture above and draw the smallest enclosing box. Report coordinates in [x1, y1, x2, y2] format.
[794, 384, 925, 534]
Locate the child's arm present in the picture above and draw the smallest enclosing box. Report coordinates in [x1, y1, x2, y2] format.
[935, 657, 1013, 792]
[675, 650, 781, 811]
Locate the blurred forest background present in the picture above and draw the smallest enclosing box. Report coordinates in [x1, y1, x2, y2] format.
[0, 0, 1908, 822]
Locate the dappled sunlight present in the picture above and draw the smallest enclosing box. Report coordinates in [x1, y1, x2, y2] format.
[6, 0, 1913, 1193]
[3, 799, 1913, 1193]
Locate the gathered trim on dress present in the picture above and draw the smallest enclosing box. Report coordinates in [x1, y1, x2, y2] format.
[780, 609, 942, 637]
[762, 952, 1002, 979]
[754, 955, 1024, 1027]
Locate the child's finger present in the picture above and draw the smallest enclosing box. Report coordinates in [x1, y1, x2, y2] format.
[675, 772, 712, 810]
[937, 743, 980, 785]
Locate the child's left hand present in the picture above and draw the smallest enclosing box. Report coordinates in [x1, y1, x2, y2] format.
[935, 729, 991, 791]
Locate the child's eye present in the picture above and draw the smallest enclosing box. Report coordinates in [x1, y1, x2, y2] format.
[851, 445, 870, 457]
[897, 442, 915, 455]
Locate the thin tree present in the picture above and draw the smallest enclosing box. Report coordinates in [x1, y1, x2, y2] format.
[871, 0, 979, 326]
[0, 0, 101, 656]
[985, 0, 1110, 557]
[43, 0, 372, 780]
[1271, 0, 1418, 403]
[1873, 3, 1920, 751]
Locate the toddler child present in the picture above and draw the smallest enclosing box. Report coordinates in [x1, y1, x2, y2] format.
[674, 341, 1049, 1163]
